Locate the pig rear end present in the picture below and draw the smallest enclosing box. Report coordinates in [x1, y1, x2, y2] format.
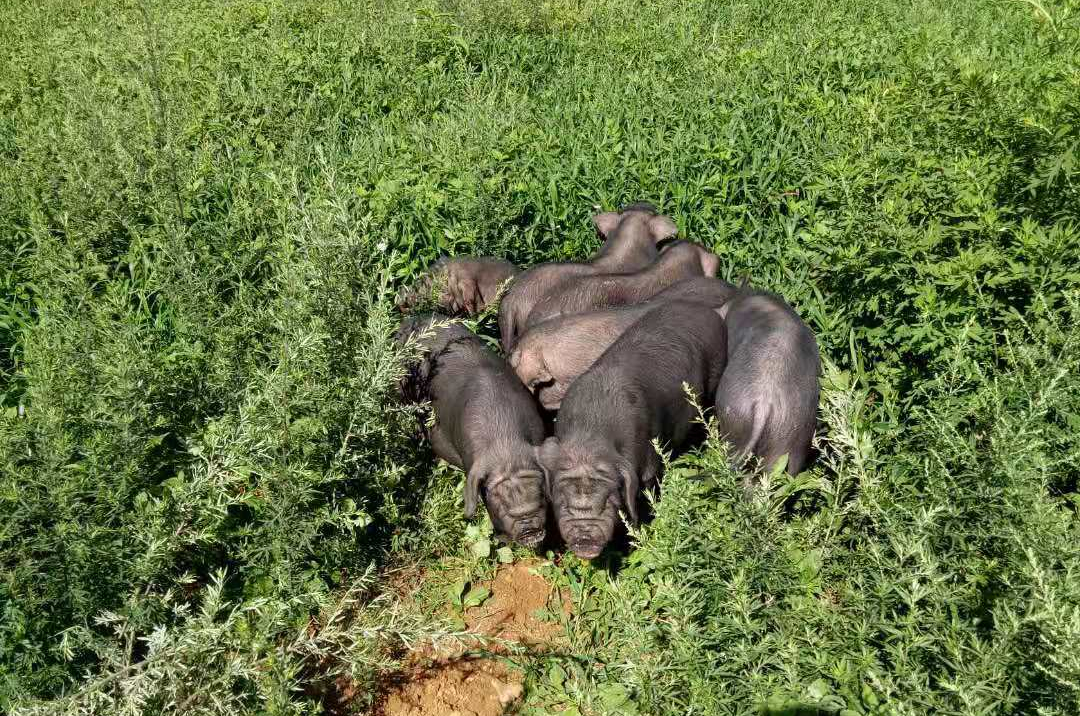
[714, 293, 820, 483]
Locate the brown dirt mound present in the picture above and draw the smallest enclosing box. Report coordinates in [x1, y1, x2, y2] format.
[376, 559, 566, 716]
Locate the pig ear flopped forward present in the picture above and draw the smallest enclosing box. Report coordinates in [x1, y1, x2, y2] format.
[592, 212, 621, 238]
[536, 438, 560, 492]
[647, 215, 678, 243]
[620, 465, 640, 525]
[464, 468, 487, 519]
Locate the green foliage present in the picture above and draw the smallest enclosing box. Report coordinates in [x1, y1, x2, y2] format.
[0, 0, 1078, 712]
[529, 302, 1080, 714]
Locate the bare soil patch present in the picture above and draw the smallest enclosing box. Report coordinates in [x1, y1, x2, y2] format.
[375, 559, 566, 716]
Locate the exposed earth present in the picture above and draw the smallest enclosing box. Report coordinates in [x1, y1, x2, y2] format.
[377, 560, 567, 716]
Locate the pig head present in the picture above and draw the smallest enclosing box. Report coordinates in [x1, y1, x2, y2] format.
[498, 203, 676, 351]
[397, 256, 517, 315]
[466, 456, 547, 548]
[538, 437, 640, 559]
[590, 203, 678, 273]
[509, 307, 646, 410]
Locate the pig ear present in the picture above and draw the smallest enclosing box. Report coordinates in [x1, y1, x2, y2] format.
[592, 212, 621, 238]
[464, 468, 487, 519]
[620, 464, 640, 525]
[536, 438, 560, 491]
[533, 359, 553, 386]
[647, 215, 678, 242]
[699, 251, 720, 278]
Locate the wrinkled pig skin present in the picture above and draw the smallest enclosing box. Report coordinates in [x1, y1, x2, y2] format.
[523, 240, 720, 328]
[396, 314, 548, 547]
[714, 290, 820, 482]
[510, 277, 739, 410]
[538, 301, 729, 559]
[396, 256, 518, 316]
[498, 203, 676, 351]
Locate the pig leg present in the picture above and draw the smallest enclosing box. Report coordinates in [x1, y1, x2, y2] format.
[626, 450, 662, 523]
[428, 424, 464, 470]
[456, 276, 480, 314]
[715, 396, 772, 499]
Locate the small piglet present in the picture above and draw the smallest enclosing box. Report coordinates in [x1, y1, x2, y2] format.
[396, 314, 548, 547]
[396, 257, 518, 316]
[714, 290, 819, 481]
[538, 300, 728, 559]
[499, 203, 677, 351]
[589, 202, 677, 274]
[524, 240, 720, 328]
[511, 277, 738, 410]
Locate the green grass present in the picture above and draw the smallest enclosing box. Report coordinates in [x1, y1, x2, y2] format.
[1, 0, 1078, 712]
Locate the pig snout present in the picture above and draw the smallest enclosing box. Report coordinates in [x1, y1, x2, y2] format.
[563, 520, 613, 559]
[506, 511, 546, 548]
[552, 473, 621, 559]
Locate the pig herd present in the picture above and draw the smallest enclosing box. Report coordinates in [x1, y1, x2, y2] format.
[395, 202, 820, 559]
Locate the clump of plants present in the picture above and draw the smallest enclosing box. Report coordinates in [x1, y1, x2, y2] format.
[1, 0, 1078, 713]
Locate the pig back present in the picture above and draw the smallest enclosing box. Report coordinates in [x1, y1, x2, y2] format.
[716, 291, 819, 474]
[722, 292, 818, 390]
[557, 300, 727, 454]
[499, 262, 597, 351]
[650, 276, 739, 308]
[428, 341, 546, 470]
[525, 242, 713, 328]
[396, 315, 477, 403]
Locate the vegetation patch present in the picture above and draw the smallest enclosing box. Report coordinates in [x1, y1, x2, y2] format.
[1, 0, 1078, 713]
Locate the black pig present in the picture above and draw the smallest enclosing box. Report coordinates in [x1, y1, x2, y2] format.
[396, 314, 548, 547]
[510, 277, 738, 409]
[538, 300, 728, 559]
[590, 202, 677, 274]
[524, 240, 720, 328]
[714, 290, 819, 482]
[498, 203, 677, 351]
[396, 256, 518, 315]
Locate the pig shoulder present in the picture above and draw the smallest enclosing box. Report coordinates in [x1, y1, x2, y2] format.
[435, 345, 546, 465]
[499, 261, 596, 350]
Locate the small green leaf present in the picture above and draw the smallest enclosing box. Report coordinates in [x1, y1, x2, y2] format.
[470, 538, 491, 559]
[807, 678, 830, 700]
[449, 579, 467, 606]
[496, 545, 514, 563]
[547, 663, 566, 687]
[463, 586, 491, 608]
[598, 682, 632, 708]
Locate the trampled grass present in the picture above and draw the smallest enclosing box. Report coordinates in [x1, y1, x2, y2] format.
[1, 0, 1078, 713]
